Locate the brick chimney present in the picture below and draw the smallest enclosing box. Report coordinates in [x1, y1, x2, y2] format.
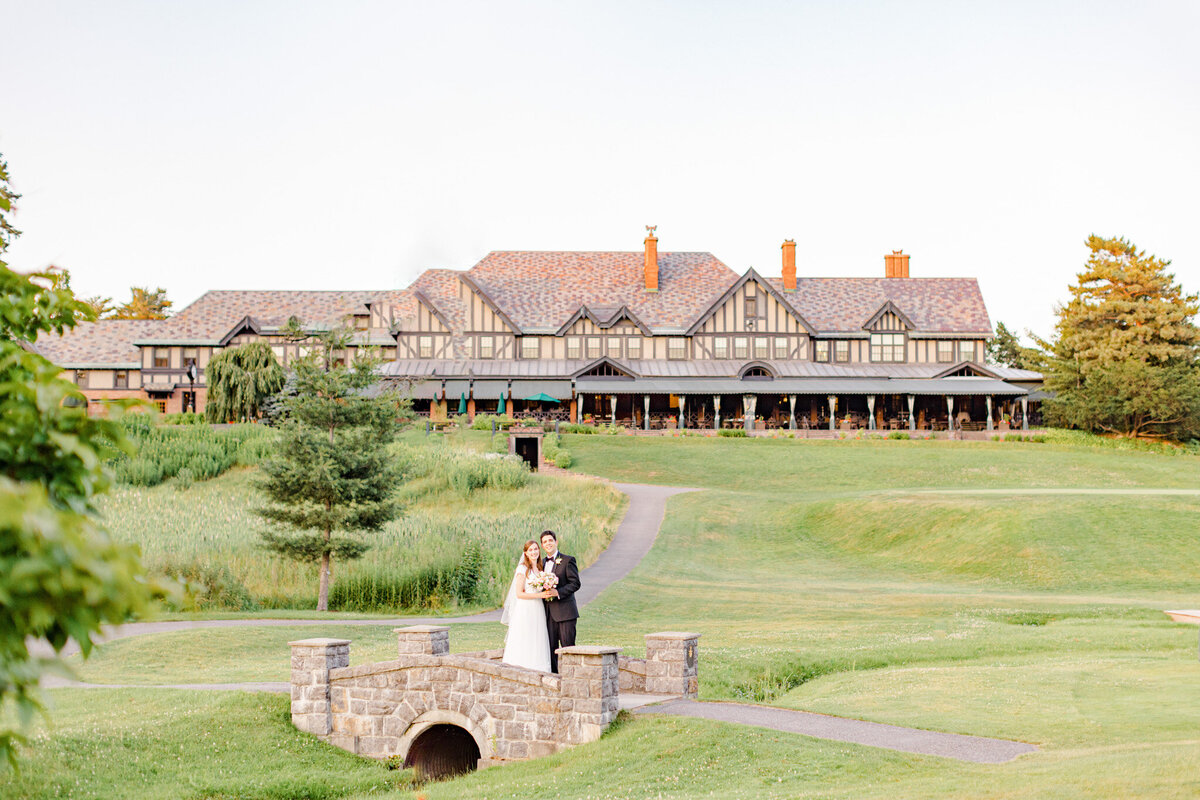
[884, 250, 910, 278]
[781, 239, 796, 292]
[644, 227, 659, 292]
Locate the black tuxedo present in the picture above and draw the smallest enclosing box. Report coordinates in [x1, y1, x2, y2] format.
[542, 552, 580, 673]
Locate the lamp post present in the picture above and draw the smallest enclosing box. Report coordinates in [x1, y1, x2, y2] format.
[186, 362, 198, 413]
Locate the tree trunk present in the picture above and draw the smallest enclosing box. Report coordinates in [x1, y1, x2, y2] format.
[317, 525, 332, 612]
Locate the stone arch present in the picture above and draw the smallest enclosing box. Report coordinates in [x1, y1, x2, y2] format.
[395, 708, 492, 773]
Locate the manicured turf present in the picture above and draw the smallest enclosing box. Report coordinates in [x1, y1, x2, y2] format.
[10, 435, 1200, 798]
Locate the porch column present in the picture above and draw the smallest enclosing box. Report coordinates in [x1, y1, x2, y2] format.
[610, 395, 617, 426]
[946, 396, 955, 432]
[1021, 396, 1029, 430]
[644, 395, 650, 431]
[678, 395, 686, 429]
[713, 395, 721, 430]
[827, 395, 836, 431]
[985, 396, 994, 431]
[788, 394, 797, 430]
[577, 395, 585, 424]
[867, 395, 876, 430]
[743, 394, 755, 431]
[907, 395, 915, 431]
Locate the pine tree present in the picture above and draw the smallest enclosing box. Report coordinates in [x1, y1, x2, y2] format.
[986, 321, 1032, 368]
[255, 329, 406, 611]
[1041, 235, 1200, 439]
[204, 342, 285, 423]
[112, 286, 172, 319]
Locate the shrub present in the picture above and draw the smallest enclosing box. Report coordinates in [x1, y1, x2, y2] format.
[887, 431, 910, 440]
[156, 559, 258, 612]
[470, 414, 516, 430]
[719, 428, 748, 438]
[554, 449, 574, 469]
[559, 423, 598, 434]
[162, 412, 206, 425]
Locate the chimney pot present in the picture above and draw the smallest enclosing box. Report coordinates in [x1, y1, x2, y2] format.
[644, 227, 659, 292]
[884, 250, 910, 278]
[781, 239, 796, 292]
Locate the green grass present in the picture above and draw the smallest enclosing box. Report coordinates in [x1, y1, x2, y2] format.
[11, 434, 1200, 797]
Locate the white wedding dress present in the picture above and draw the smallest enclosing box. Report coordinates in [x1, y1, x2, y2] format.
[501, 564, 552, 672]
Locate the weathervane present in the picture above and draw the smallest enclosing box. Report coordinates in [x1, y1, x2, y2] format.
[645, 225, 657, 236]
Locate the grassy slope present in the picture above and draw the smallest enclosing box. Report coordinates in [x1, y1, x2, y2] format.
[10, 436, 1200, 798]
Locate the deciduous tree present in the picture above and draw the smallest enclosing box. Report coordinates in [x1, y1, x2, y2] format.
[112, 286, 172, 319]
[1039, 235, 1200, 439]
[204, 342, 285, 423]
[255, 329, 407, 611]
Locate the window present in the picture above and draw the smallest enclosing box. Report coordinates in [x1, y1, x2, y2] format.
[586, 337, 602, 359]
[521, 338, 539, 359]
[871, 332, 906, 362]
[380, 347, 396, 360]
[566, 337, 581, 360]
[626, 337, 642, 360]
[183, 347, 198, 369]
[353, 315, 369, 330]
[815, 341, 830, 362]
[835, 341, 850, 363]
[607, 337, 622, 358]
[115, 370, 128, 389]
[668, 338, 687, 360]
[75, 370, 88, 388]
[733, 337, 749, 359]
[744, 296, 757, 324]
[774, 337, 789, 359]
[713, 338, 728, 359]
[958, 340, 975, 362]
[154, 400, 167, 414]
[153, 348, 169, 368]
[754, 337, 769, 359]
[419, 335, 433, 358]
[478, 336, 494, 359]
[937, 340, 955, 363]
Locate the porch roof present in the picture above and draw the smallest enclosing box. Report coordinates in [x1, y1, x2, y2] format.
[573, 376, 1025, 396]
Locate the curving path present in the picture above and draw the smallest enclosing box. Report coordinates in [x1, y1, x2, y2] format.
[38, 479, 1041, 763]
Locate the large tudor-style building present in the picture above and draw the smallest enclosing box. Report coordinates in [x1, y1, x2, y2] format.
[33, 233, 1042, 432]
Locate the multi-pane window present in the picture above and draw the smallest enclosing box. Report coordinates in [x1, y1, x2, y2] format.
[154, 400, 167, 414]
[871, 332, 906, 362]
[815, 341, 830, 362]
[754, 337, 769, 359]
[744, 296, 757, 328]
[733, 337, 749, 359]
[774, 337, 789, 359]
[521, 337, 539, 359]
[607, 337, 622, 358]
[478, 336, 494, 359]
[353, 315, 369, 330]
[153, 348, 169, 368]
[586, 337, 602, 359]
[958, 341, 975, 362]
[713, 338, 728, 359]
[115, 370, 128, 389]
[668, 338, 688, 360]
[380, 347, 396, 361]
[566, 337, 581, 360]
[835, 341, 850, 363]
[937, 340, 955, 363]
[626, 337, 642, 360]
[75, 370, 88, 388]
[183, 348, 198, 372]
[419, 335, 433, 358]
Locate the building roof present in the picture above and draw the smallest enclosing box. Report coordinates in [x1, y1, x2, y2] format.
[464, 251, 738, 333]
[140, 290, 400, 344]
[763, 277, 992, 334]
[32, 319, 160, 368]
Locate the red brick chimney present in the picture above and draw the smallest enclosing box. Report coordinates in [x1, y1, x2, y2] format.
[884, 250, 910, 278]
[781, 239, 796, 292]
[644, 226, 659, 292]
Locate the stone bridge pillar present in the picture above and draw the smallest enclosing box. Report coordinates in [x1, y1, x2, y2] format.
[289, 638, 351, 736]
[645, 632, 701, 698]
[395, 625, 449, 656]
[557, 645, 621, 745]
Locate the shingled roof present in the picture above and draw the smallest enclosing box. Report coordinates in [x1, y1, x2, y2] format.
[763, 277, 992, 334]
[140, 290, 399, 343]
[464, 251, 738, 333]
[32, 319, 161, 368]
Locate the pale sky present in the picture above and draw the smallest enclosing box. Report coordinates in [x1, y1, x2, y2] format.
[4, 1, 1198, 341]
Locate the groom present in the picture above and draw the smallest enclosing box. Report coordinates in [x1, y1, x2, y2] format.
[540, 530, 580, 673]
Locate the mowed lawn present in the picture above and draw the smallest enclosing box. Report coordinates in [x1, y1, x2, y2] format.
[7, 435, 1200, 799]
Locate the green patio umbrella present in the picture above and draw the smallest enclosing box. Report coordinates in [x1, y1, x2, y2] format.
[497, 392, 507, 415]
[457, 392, 468, 415]
[523, 393, 560, 403]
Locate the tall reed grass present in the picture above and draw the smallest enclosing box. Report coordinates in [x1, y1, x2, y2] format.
[109, 418, 276, 486]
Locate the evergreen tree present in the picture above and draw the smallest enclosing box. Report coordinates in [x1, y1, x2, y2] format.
[1040, 235, 1200, 439]
[80, 295, 115, 319]
[204, 342, 285, 423]
[255, 330, 405, 611]
[112, 286, 172, 319]
[986, 321, 1033, 368]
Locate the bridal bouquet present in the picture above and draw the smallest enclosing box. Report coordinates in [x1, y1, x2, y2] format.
[526, 570, 558, 593]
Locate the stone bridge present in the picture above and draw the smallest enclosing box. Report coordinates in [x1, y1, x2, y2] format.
[290, 625, 700, 778]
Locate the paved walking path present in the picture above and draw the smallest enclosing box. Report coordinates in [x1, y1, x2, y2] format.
[635, 699, 1037, 763]
[897, 488, 1200, 496]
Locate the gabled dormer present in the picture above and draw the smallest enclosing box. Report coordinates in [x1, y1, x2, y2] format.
[556, 304, 652, 336]
[687, 268, 815, 336]
[862, 300, 915, 333]
[573, 357, 638, 380]
[218, 315, 263, 346]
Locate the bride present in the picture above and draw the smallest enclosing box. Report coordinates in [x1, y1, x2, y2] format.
[501, 540, 554, 672]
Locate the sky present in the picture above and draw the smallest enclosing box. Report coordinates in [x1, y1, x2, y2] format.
[3, 0, 1198, 341]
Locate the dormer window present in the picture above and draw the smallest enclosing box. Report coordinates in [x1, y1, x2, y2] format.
[870, 332, 906, 362]
[479, 336, 494, 359]
[626, 337, 642, 359]
[353, 315, 369, 330]
[668, 338, 688, 360]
